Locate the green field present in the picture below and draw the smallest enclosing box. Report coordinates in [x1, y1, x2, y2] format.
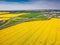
[0, 12, 48, 29]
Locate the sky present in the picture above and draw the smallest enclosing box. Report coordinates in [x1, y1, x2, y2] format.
[0, 0, 60, 10]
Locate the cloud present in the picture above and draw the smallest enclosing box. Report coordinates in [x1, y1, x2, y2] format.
[0, 1, 60, 10]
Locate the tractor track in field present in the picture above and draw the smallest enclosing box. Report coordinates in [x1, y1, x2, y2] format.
[0, 15, 43, 30]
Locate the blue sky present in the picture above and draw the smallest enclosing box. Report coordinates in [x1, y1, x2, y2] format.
[1, 0, 60, 2]
[5, 0, 28, 1]
[0, 0, 60, 10]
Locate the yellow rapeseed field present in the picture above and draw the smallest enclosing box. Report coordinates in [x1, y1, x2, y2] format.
[0, 12, 10, 14]
[0, 18, 60, 45]
[0, 13, 29, 20]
